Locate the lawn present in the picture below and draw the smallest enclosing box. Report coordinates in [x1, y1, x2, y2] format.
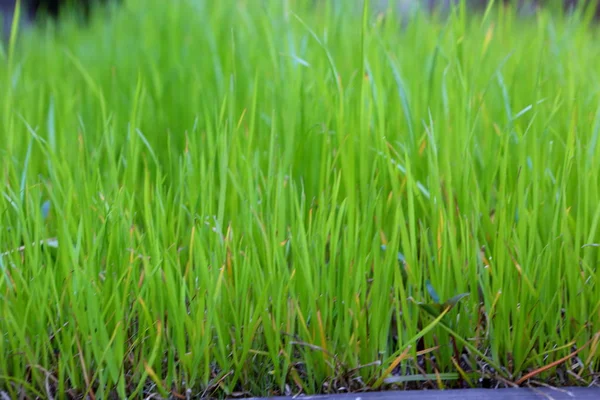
[1, 0, 599, 398]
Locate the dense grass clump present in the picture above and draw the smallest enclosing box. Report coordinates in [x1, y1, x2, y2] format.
[1, 0, 599, 398]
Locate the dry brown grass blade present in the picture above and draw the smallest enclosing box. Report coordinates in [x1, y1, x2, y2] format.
[516, 335, 596, 385]
[75, 334, 96, 400]
[370, 345, 412, 389]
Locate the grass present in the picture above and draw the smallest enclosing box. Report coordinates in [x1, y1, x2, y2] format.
[1, 0, 600, 398]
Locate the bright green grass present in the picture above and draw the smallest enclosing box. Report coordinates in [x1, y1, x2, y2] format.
[1, 0, 600, 398]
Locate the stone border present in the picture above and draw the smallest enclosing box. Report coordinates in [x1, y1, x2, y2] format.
[248, 387, 600, 400]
